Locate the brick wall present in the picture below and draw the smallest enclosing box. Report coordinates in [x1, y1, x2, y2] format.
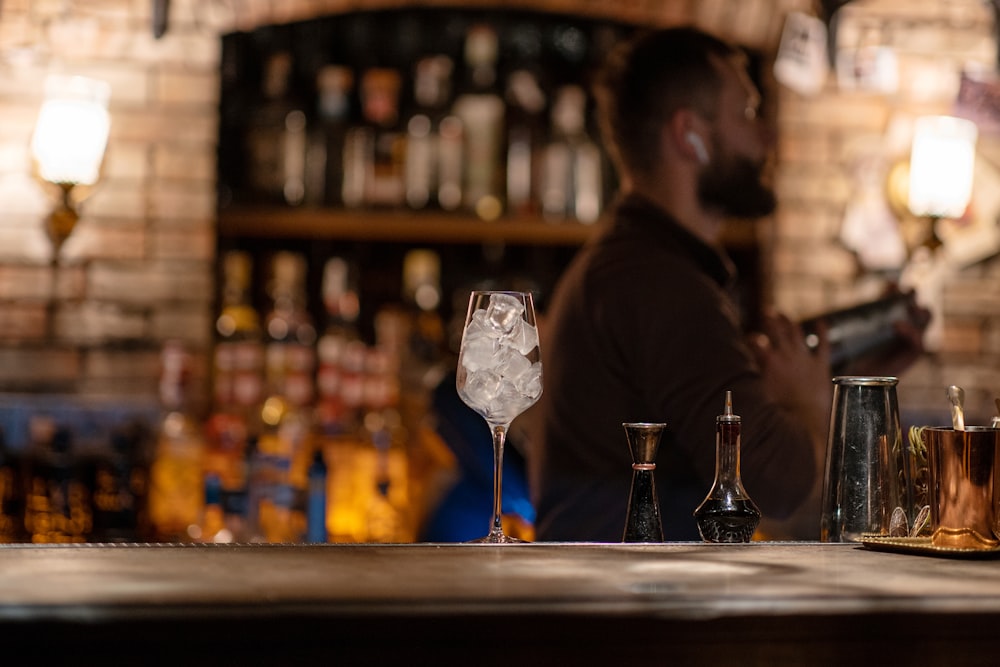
[0, 0, 219, 404]
[771, 0, 1000, 424]
[0, 0, 996, 424]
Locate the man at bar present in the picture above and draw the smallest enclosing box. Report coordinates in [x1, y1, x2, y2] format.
[528, 26, 924, 541]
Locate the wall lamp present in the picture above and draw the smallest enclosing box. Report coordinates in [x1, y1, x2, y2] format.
[887, 115, 978, 255]
[30, 74, 111, 260]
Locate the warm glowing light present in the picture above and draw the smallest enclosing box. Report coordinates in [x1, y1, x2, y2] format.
[30, 75, 111, 186]
[907, 115, 977, 219]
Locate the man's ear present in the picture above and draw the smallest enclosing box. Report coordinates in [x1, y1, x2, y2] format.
[671, 109, 710, 165]
[685, 132, 709, 164]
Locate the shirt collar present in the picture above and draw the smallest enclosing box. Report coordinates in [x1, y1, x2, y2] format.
[609, 193, 737, 289]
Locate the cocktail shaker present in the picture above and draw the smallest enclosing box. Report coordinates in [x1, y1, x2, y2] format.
[800, 293, 916, 370]
[820, 376, 915, 542]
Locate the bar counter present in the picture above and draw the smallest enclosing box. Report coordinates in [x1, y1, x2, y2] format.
[1, 541, 998, 665]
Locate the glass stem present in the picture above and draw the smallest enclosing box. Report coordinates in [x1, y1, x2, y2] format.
[489, 423, 508, 538]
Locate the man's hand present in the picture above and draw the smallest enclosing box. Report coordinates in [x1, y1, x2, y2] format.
[840, 291, 931, 377]
[750, 310, 832, 435]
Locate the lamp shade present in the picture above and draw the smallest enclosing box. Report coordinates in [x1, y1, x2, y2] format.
[30, 75, 111, 186]
[907, 115, 977, 219]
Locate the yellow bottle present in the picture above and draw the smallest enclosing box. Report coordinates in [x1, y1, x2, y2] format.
[147, 341, 206, 542]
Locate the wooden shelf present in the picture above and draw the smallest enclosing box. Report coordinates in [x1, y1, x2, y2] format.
[217, 206, 598, 246]
[218, 206, 759, 248]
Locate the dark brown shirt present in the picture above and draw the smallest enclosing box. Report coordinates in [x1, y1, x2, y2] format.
[529, 193, 817, 541]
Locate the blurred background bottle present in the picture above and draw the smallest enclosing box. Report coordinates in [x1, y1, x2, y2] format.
[316, 256, 362, 437]
[405, 55, 456, 211]
[247, 251, 317, 542]
[208, 250, 266, 537]
[23, 420, 91, 543]
[189, 472, 229, 543]
[0, 428, 26, 543]
[306, 446, 329, 543]
[505, 68, 547, 217]
[213, 250, 265, 432]
[245, 51, 308, 206]
[344, 67, 407, 208]
[452, 24, 505, 221]
[540, 84, 603, 224]
[264, 251, 317, 410]
[85, 424, 150, 543]
[147, 341, 206, 542]
[307, 64, 355, 207]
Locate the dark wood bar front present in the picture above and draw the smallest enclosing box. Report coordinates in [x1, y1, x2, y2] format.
[1, 542, 998, 665]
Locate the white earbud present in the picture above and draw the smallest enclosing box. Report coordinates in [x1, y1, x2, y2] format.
[686, 131, 709, 165]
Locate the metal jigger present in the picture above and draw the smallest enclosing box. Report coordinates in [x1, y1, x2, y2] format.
[622, 422, 666, 542]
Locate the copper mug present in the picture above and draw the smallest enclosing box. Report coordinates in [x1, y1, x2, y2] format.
[925, 426, 1000, 550]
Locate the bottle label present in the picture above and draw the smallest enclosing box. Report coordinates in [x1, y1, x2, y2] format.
[234, 371, 263, 407]
[453, 95, 504, 216]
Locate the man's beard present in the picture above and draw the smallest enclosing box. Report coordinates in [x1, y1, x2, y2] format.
[697, 148, 777, 219]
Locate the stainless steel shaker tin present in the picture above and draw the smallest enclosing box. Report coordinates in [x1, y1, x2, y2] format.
[820, 376, 914, 542]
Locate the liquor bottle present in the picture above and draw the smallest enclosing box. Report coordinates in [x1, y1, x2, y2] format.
[263, 251, 317, 411]
[316, 256, 362, 436]
[401, 248, 446, 376]
[250, 251, 317, 542]
[213, 250, 265, 432]
[504, 68, 547, 217]
[203, 413, 250, 541]
[540, 85, 603, 224]
[245, 51, 308, 206]
[210, 250, 263, 530]
[404, 55, 455, 210]
[147, 340, 206, 542]
[452, 23, 505, 221]
[365, 423, 405, 543]
[339, 339, 369, 437]
[305, 446, 329, 543]
[392, 249, 453, 543]
[86, 425, 148, 543]
[248, 394, 311, 543]
[190, 472, 229, 543]
[380, 250, 446, 436]
[23, 422, 92, 543]
[305, 65, 355, 207]
[437, 115, 464, 212]
[343, 68, 406, 208]
[0, 427, 26, 543]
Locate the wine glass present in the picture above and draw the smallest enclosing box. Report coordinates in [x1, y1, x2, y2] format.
[456, 290, 543, 543]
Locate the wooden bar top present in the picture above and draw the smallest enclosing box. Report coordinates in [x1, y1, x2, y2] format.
[1, 541, 997, 665]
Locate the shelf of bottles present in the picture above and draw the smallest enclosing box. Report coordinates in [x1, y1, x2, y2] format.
[0, 8, 767, 547]
[0, 249, 446, 545]
[217, 8, 637, 241]
[218, 206, 597, 246]
[193, 8, 637, 545]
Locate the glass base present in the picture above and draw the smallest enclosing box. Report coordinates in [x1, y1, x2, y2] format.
[466, 532, 526, 544]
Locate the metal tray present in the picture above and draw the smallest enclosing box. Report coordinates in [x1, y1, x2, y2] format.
[860, 535, 1000, 559]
